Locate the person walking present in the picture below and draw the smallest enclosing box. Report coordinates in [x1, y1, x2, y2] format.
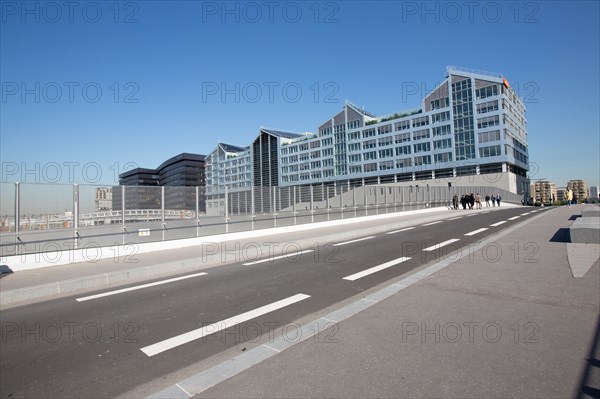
[566, 188, 573, 207]
[452, 194, 459, 210]
[469, 193, 475, 210]
[491, 195, 496, 207]
[485, 194, 491, 207]
[476, 193, 482, 209]
[496, 194, 501, 207]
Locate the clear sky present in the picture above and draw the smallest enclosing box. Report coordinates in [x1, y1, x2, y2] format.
[1, 0, 599, 189]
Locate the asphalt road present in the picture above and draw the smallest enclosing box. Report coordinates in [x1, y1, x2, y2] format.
[0, 207, 539, 398]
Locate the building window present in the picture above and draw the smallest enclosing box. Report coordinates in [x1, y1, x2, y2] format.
[476, 100, 499, 114]
[364, 151, 377, 161]
[395, 145, 411, 156]
[379, 148, 393, 158]
[477, 115, 500, 129]
[362, 128, 376, 138]
[396, 158, 412, 168]
[413, 142, 431, 153]
[413, 129, 430, 140]
[363, 139, 377, 149]
[475, 84, 499, 100]
[378, 136, 393, 146]
[395, 132, 411, 143]
[364, 163, 377, 172]
[349, 154, 362, 163]
[433, 138, 452, 150]
[478, 130, 501, 143]
[414, 155, 431, 165]
[479, 145, 501, 158]
[394, 120, 410, 131]
[433, 152, 452, 163]
[378, 124, 392, 135]
[347, 120, 360, 130]
[379, 161, 394, 170]
[412, 116, 429, 127]
[432, 125, 451, 137]
[431, 111, 450, 124]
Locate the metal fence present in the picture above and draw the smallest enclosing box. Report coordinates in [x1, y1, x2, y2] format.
[0, 182, 522, 256]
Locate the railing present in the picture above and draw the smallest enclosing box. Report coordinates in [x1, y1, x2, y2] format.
[0, 182, 522, 256]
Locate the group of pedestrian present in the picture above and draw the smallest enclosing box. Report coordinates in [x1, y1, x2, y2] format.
[452, 193, 501, 210]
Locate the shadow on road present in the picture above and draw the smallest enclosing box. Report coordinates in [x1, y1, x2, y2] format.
[0, 265, 13, 278]
[575, 313, 600, 398]
[549, 228, 571, 243]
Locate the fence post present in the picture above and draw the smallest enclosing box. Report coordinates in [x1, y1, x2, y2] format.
[364, 185, 368, 216]
[352, 185, 356, 218]
[161, 186, 166, 240]
[73, 184, 79, 249]
[272, 186, 277, 227]
[293, 185, 297, 225]
[121, 185, 126, 245]
[310, 185, 314, 223]
[196, 186, 200, 237]
[14, 182, 20, 252]
[384, 186, 388, 213]
[225, 186, 229, 233]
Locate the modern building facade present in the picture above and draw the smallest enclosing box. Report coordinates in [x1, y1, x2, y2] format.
[113, 153, 206, 211]
[530, 181, 556, 204]
[205, 143, 252, 213]
[589, 186, 599, 202]
[206, 66, 530, 214]
[567, 179, 589, 202]
[95, 187, 113, 211]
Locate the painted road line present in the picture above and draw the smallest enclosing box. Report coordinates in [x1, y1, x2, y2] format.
[385, 227, 415, 235]
[342, 257, 411, 281]
[333, 236, 376, 246]
[465, 228, 488, 236]
[490, 221, 507, 227]
[141, 293, 311, 357]
[448, 217, 463, 221]
[520, 212, 530, 216]
[76, 272, 208, 302]
[243, 249, 314, 266]
[423, 221, 442, 226]
[508, 216, 520, 220]
[423, 239, 460, 252]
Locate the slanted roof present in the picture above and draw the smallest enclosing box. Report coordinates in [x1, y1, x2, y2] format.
[156, 153, 206, 171]
[345, 100, 377, 118]
[259, 128, 304, 139]
[219, 143, 248, 153]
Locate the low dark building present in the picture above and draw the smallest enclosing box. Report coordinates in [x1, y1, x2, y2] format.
[112, 154, 206, 212]
[157, 153, 206, 211]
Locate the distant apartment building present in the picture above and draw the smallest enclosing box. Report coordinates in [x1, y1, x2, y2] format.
[206, 66, 530, 214]
[95, 187, 113, 211]
[556, 187, 567, 202]
[113, 153, 206, 211]
[567, 179, 589, 202]
[588, 186, 599, 202]
[530, 181, 556, 204]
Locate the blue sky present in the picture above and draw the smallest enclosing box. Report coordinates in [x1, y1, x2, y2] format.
[1, 0, 599, 188]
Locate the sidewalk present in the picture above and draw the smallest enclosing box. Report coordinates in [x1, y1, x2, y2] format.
[147, 204, 599, 398]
